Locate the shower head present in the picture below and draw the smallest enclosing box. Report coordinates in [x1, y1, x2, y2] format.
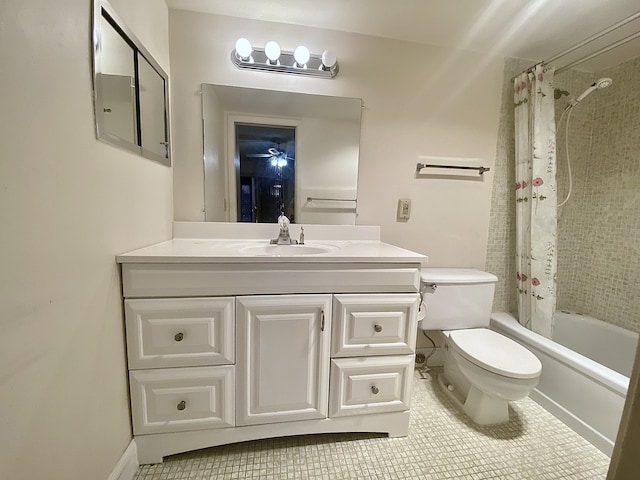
[595, 77, 613, 89]
[573, 77, 613, 104]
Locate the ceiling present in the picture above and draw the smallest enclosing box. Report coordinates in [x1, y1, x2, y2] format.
[165, 0, 640, 72]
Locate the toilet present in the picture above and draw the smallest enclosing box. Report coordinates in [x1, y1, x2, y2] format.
[419, 268, 542, 425]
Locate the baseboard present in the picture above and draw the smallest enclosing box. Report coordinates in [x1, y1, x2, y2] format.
[529, 389, 614, 457]
[108, 439, 139, 480]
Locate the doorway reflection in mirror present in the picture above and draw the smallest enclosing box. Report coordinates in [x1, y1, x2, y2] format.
[236, 124, 296, 223]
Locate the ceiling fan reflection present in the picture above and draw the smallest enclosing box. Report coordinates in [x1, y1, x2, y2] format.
[247, 147, 293, 167]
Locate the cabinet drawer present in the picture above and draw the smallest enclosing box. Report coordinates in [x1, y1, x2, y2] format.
[125, 297, 234, 369]
[130, 366, 235, 434]
[329, 355, 414, 417]
[332, 294, 419, 357]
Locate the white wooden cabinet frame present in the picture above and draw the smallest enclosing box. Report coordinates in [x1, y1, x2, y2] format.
[121, 262, 421, 464]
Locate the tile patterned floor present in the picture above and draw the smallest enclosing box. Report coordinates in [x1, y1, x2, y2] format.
[135, 368, 611, 479]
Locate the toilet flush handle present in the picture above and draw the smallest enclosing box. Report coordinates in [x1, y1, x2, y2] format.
[421, 282, 437, 294]
[420, 283, 437, 305]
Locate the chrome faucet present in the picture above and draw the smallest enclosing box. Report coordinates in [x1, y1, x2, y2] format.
[270, 213, 298, 245]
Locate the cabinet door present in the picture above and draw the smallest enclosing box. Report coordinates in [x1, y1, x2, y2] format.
[236, 295, 332, 426]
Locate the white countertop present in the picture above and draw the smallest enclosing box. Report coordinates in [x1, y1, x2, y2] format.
[116, 238, 428, 264]
[117, 222, 427, 264]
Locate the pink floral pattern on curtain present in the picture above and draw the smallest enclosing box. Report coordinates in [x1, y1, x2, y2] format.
[513, 64, 558, 338]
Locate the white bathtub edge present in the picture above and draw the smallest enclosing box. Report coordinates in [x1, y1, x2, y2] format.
[491, 313, 629, 395]
[491, 312, 627, 456]
[529, 389, 614, 456]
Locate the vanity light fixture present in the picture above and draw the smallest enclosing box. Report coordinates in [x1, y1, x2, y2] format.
[234, 38, 253, 61]
[264, 41, 281, 64]
[231, 38, 339, 78]
[293, 46, 310, 67]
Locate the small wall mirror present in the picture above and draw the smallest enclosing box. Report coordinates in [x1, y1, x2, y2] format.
[92, 0, 170, 165]
[202, 84, 362, 224]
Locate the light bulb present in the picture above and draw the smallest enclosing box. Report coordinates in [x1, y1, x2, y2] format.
[235, 38, 252, 60]
[264, 41, 281, 63]
[321, 50, 337, 69]
[293, 45, 310, 67]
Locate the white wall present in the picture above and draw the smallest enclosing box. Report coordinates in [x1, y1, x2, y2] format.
[0, 1, 173, 479]
[170, 11, 503, 266]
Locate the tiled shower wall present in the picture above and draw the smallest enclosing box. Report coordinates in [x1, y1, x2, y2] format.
[486, 56, 640, 333]
[555, 57, 640, 333]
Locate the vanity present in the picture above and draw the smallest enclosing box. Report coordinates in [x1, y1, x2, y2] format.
[117, 222, 426, 464]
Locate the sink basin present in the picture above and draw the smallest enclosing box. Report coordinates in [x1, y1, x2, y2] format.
[240, 244, 336, 256]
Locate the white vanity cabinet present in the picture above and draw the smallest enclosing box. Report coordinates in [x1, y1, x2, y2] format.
[119, 260, 422, 464]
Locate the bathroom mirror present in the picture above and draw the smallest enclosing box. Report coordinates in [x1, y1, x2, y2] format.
[202, 84, 362, 224]
[92, 0, 170, 165]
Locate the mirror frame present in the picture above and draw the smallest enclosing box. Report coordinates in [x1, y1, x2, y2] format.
[91, 0, 171, 166]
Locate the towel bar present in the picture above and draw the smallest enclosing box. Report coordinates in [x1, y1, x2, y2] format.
[416, 163, 490, 175]
[306, 197, 357, 202]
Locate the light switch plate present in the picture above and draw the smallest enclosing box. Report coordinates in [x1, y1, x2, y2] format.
[397, 199, 411, 221]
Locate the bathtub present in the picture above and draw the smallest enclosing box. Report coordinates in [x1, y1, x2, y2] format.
[552, 311, 638, 377]
[490, 312, 638, 456]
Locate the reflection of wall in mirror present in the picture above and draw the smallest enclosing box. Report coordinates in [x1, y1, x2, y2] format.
[202, 86, 228, 221]
[100, 15, 134, 77]
[138, 57, 167, 158]
[100, 73, 136, 143]
[99, 15, 137, 144]
[297, 117, 359, 225]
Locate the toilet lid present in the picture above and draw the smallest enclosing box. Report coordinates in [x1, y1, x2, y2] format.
[448, 329, 542, 379]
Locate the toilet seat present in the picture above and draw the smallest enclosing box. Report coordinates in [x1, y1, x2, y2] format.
[447, 328, 542, 380]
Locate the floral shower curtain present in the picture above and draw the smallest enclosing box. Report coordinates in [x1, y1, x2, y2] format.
[513, 64, 558, 338]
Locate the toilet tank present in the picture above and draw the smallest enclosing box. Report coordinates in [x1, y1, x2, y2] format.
[419, 268, 498, 331]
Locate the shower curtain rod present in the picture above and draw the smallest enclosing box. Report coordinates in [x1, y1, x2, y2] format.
[544, 11, 640, 64]
[514, 11, 640, 78]
[555, 30, 640, 74]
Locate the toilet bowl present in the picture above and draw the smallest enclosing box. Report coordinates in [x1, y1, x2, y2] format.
[442, 328, 541, 424]
[419, 268, 542, 425]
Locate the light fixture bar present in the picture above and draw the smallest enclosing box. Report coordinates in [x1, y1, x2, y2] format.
[231, 47, 339, 79]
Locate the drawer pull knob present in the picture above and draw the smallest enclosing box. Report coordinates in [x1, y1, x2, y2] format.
[371, 385, 379, 395]
[374, 324, 382, 333]
[177, 400, 186, 411]
[174, 332, 184, 342]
